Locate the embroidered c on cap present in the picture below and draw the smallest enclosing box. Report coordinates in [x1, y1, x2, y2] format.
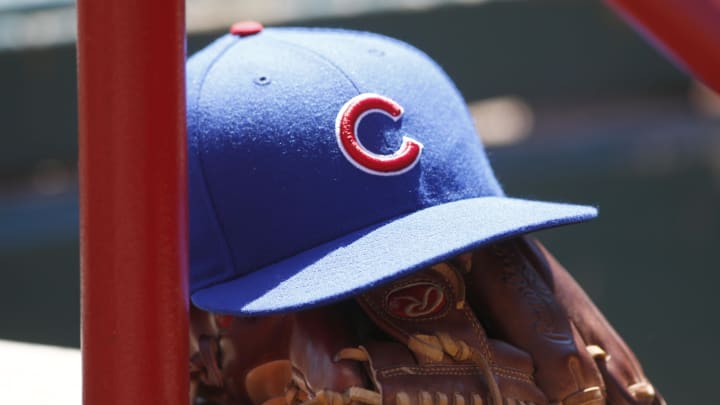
[335, 93, 423, 176]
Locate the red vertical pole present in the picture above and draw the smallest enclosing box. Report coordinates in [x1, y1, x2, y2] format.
[606, 0, 720, 94]
[77, 0, 188, 403]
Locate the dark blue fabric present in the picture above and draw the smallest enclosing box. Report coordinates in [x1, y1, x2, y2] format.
[187, 27, 597, 315]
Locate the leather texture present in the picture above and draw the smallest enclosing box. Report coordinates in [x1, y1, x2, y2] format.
[190, 237, 664, 405]
[466, 238, 606, 404]
[190, 307, 292, 405]
[356, 262, 545, 405]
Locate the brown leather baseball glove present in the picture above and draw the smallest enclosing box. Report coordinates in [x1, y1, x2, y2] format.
[190, 306, 293, 405]
[190, 236, 664, 405]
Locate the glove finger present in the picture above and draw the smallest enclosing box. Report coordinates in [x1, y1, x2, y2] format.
[190, 305, 224, 404]
[246, 360, 293, 405]
[526, 240, 664, 405]
[262, 397, 290, 405]
[465, 238, 605, 405]
[289, 301, 371, 398]
[216, 315, 291, 404]
[190, 304, 369, 405]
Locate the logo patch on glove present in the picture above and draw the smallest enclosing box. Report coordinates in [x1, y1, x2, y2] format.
[386, 282, 447, 319]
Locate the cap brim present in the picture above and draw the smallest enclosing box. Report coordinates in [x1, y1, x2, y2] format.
[191, 196, 596, 315]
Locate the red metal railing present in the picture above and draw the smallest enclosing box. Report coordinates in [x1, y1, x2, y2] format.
[607, 0, 720, 94]
[77, 0, 189, 403]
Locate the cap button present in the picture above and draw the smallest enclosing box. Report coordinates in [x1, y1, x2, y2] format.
[230, 21, 263, 37]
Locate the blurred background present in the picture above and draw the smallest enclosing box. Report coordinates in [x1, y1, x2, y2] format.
[1, 0, 718, 403]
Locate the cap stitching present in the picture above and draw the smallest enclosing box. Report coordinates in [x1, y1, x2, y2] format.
[191, 36, 244, 284]
[195, 34, 362, 285]
[277, 27, 448, 82]
[279, 27, 424, 55]
[263, 32, 362, 94]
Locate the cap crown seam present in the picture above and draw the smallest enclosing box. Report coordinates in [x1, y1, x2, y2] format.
[192, 36, 244, 281]
[197, 33, 363, 283]
[264, 32, 362, 94]
[193, 32, 371, 286]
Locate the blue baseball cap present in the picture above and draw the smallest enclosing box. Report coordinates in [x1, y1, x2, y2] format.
[187, 24, 596, 315]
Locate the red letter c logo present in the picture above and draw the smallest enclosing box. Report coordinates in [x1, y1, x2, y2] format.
[335, 93, 423, 176]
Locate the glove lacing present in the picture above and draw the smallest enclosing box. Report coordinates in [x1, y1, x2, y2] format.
[405, 332, 503, 405]
[286, 362, 382, 405]
[329, 331, 504, 405]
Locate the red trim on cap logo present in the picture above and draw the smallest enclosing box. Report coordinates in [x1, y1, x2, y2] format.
[386, 282, 446, 319]
[335, 93, 423, 176]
